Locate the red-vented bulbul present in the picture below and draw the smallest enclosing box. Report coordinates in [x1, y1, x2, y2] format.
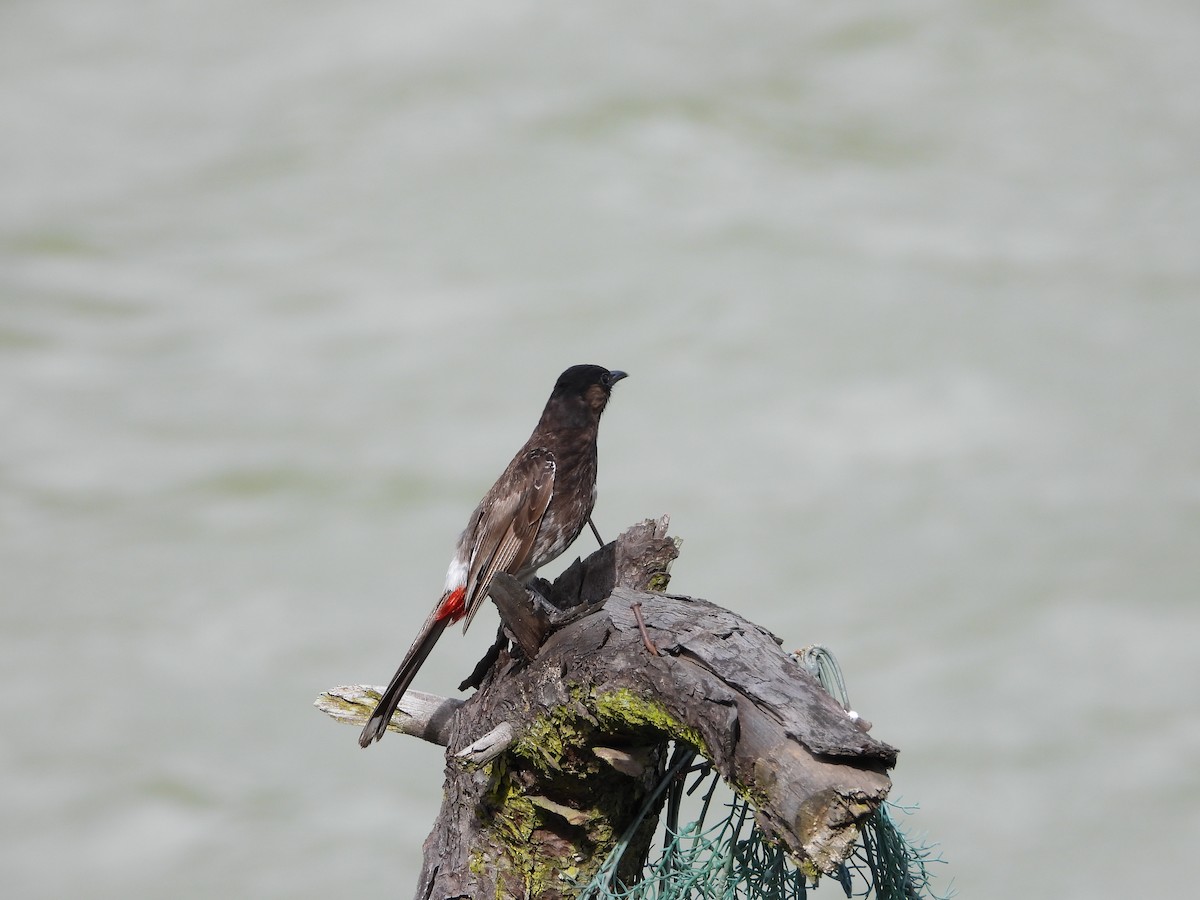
[358, 364, 628, 747]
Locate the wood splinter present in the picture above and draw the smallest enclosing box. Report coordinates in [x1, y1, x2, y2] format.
[454, 722, 516, 765]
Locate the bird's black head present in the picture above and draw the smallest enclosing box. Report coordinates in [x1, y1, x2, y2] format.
[553, 364, 627, 396]
[544, 365, 628, 427]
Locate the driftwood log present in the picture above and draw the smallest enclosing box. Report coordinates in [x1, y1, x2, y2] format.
[316, 517, 897, 898]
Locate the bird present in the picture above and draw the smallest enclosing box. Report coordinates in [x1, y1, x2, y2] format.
[358, 364, 628, 747]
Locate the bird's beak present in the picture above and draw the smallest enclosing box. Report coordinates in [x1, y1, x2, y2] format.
[607, 370, 628, 385]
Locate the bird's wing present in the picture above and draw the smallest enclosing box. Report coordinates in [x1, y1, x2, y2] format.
[460, 449, 556, 631]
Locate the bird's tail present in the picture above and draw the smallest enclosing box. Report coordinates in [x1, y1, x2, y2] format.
[358, 592, 459, 748]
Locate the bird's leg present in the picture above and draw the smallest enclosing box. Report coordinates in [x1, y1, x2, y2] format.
[587, 516, 605, 547]
[630, 601, 660, 656]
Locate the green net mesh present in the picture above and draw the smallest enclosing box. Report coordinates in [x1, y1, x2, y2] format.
[574, 647, 949, 900]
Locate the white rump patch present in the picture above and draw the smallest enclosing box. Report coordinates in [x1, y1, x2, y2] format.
[444, 555, 468, 591]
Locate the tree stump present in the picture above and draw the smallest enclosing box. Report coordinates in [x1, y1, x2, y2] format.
[316, 517, 897, 899]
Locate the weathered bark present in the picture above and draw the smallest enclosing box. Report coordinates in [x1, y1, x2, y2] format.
[316, 686, 462, 746]
[316, 517, 896, 899]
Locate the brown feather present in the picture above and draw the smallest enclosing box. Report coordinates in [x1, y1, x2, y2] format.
[460, 450, 555, 631]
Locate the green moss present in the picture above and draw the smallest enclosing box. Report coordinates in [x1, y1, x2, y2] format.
[480, 787, 555, 896]
[512, 704, 584, 774]
[645, 571, 672, 593]
[474, 683, 716, 893]
[478, 756, 585, 897]
[491, 792, 536, 846]
[513, 684, 707, 770]
[591, 688, 709, 757]
[468, 850, 488, 876]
